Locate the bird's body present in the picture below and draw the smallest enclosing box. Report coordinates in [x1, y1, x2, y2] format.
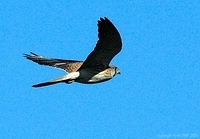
[76, 66, 119, 84]
[24, 17, 122, 87]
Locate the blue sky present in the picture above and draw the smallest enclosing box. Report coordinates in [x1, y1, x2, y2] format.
[1, 1, 200, 139]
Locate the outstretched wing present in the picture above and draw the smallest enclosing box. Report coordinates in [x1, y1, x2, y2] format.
[79, 17, 122, 70]
[24, 52, 83, 73]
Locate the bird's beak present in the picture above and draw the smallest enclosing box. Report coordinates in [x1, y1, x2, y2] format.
[117, 70, 121, 75]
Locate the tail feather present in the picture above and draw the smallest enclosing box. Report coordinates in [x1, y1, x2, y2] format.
[32, 74, 72, 88]
[32, 81, 61, 87]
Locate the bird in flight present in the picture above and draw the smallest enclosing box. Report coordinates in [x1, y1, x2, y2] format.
[24, 17, 122, 88]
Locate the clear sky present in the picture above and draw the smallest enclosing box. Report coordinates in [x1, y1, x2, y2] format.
[1, 1, 200, 139]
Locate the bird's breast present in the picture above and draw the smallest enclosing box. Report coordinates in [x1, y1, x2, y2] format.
[76, 68, 114, 84]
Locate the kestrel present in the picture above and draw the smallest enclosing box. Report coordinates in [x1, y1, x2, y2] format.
[24, 17, 122, 87]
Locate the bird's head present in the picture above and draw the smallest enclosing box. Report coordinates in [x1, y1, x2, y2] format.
[110, 66, 120, 76]
[115, 67, 120, 75]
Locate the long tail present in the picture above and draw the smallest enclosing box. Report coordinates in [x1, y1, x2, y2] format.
[32, 74, 73, 88]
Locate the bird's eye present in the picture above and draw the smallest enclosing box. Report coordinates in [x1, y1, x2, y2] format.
[115, 67, 118, 72]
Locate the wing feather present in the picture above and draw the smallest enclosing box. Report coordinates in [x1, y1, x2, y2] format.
[79, 17, 122, 70]
[24, 52, 83, 73]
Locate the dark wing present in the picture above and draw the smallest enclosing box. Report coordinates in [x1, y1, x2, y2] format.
[24, 52, 83, 73]
[79, 17, 122, 70]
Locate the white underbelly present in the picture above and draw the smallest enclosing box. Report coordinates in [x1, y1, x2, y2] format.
[76, 69, 113, 84]
[89, 73, 111, 82]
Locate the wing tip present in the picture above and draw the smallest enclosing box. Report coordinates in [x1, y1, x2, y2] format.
[99, 17, 109, 22]
[23, 52, 39, 58]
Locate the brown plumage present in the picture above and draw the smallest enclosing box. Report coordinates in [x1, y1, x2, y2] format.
[24, 17, 122, 87]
